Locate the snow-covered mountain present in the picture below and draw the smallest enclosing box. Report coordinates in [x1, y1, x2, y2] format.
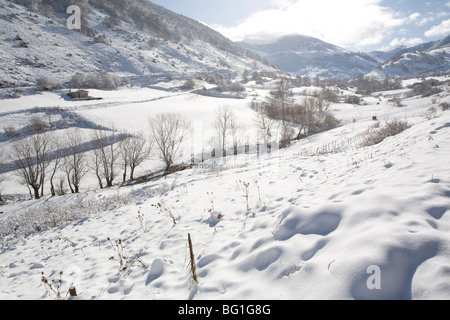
[0, 0, 275, 91]
[366, 46, 409, 65]
[238, 35, 379, 79]
[368, 35, 450, 79]
[239, 34, 450, 80]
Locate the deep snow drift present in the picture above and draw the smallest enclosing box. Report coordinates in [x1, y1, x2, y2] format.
[0, 81, 449, 300]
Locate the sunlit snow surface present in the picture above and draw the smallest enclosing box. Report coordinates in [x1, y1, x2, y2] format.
[0, 80, 450, 300]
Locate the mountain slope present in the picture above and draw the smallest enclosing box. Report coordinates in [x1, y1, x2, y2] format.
[238, 35, 379, 79]
[368, 35, 450, 78]
[0, 0, 274, 90]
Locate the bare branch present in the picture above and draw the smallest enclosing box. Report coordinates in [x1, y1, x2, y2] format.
[149, 113, 190, 171]
[10, 132, 52, 199]
[62, 128, 88, 194]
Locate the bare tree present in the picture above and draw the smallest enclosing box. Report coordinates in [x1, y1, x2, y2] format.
[11, 133, 51, 199]
[229, 116, 240, 156]
[214, 105, 236, 156]
[254, 104, 274, 147]
[91, 129, 120, 188]
[0, 150, 5, 202]
[291, 95, 329, 139]
[62, 129, 88, 194]
[119, 131, 153, 182]
[279, 125, 295, 149]
[270, 80, 292, 126]
[149, 113, 190, 171]
[48, 136, 63, 197]
[90, 149, 104, 189]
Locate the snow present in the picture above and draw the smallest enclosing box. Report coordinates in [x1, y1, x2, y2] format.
[367, 48, 450, 79]
[0, 0, 450, 301]
[0, 0, 274, 93]
[1, 80, 449, 300]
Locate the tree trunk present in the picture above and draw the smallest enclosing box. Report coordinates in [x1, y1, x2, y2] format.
[50, 171, 56, 197]
[33, 186, 40, 200]
[67, 174, 75, 194]
[296, 128, 304, 140]
[50, 182, 56, 197]
[40, 181, 45, 198]
[123, 168, 127, 183]
[95, 171, 103, 189]
[130, 166, 136, 181]
[165, 162, 171, 173]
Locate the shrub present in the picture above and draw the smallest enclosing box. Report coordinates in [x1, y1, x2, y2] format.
[216, 81, 245, 93]
[36, 77, 62, 91]
[70, 72, 129, 89]
[104, 15, 121, 28]
[183, 79, 196, 90]
[29, 115, 50, 132]
[346, 95, 361, 105]
[4, 126, 19, 137]
[408, 81, 443, 97]
[93, 34, 110, 45]
[279, 126, 294, 148]
[388, 96, 402, 107]
[350, 76, 402, 95]
[318, 114, 341, 131]
[425, 107, 437, 120]
[360, 119, 411, 147]
[321, 88, 339, 103]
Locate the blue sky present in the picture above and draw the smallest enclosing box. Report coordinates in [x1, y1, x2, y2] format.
[150, 0, 450, 52]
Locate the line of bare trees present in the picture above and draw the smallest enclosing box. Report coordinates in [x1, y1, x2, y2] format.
[211, 104, 278, 158]
[4, 112, 192, 201]
[7, 127, 154, 200]
[264, 81, 340, 143]
[3, 95, 339, 202]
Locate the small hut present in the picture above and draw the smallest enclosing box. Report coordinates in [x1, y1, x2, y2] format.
[67, 90, 89, 99]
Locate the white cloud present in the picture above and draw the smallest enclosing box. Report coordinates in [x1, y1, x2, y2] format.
[425, 19, 450, 37]
[389, 37, 423, 48]
[436, 10, 450, 19]
[409, 12, 421, 21]
[379, 37, 423, 51]
[211, 0, 406, 49]
[417, 15, 435, 27]
[446, 1, 450, 8]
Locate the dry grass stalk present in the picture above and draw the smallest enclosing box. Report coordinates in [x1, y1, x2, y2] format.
[188, 233, 198, 284]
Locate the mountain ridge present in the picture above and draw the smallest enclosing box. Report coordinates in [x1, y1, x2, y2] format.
[0, 0, 275, 92]
[238, 34, 379, 79]
[368, 34, 450, 78]
[238, 33, 450, 79]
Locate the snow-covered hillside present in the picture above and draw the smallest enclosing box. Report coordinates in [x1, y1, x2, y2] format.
[0, 76, 449, 300]
[239, 35, 378, 80]
[369, 47, 450, 79]
[368, 35, 450, 79]
[1, 0, 450, 302]
[0, 0, 274, 92]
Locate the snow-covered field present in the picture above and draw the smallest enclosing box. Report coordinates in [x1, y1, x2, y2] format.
[0, 81, 450, 300]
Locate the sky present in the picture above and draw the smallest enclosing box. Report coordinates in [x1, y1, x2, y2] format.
[150, 0, 450, 52]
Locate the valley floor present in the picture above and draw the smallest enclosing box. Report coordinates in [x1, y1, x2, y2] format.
[0, 84, 449, 300]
